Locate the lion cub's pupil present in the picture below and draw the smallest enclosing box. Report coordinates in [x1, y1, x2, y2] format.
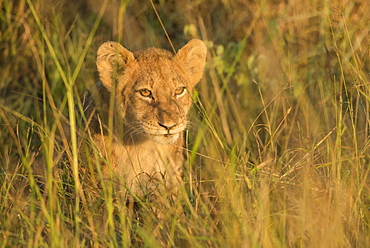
[175, 87, 186, 96]
[139, 89, 152, 97]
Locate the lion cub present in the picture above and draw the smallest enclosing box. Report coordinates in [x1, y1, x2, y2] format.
[84, 39, 206, 198]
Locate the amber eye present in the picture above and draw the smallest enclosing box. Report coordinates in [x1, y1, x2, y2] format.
[139, 89, 152, 98]
[175, 87, 186, 97]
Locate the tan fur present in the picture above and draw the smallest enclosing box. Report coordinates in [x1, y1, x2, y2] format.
[85, 39, 207, 197]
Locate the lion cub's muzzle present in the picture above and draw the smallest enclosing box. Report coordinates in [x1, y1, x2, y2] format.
[143, 121, 186, 136]
[142, 120, 186, 144]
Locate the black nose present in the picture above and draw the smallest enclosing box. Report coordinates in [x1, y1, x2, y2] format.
[158, 122, 176, 131]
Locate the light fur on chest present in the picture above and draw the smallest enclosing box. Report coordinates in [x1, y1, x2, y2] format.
[93, 134, 183, 196]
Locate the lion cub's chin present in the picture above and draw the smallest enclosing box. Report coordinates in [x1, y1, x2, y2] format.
[148, 133, 181, 145]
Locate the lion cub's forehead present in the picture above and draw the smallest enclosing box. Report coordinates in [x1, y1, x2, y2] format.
[133, 48, 187, 88]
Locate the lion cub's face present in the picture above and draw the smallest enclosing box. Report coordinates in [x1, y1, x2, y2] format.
[96, 39, 207, 144]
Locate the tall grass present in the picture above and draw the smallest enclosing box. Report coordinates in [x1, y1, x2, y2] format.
[1, 0, 369, 247]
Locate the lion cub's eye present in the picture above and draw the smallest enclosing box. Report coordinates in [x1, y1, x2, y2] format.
[139, 89, 152, 98]
[175, 87, 186, 97]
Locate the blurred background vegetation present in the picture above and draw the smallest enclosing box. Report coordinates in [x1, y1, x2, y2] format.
[0, 0, 369, 247]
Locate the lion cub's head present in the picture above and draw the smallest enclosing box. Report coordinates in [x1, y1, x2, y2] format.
[96, 39, 207, 144]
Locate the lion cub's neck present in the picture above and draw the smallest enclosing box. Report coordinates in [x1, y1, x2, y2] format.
[93, 131, 184, 196]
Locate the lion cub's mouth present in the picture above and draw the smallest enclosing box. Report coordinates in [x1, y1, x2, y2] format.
[147, 132, 181, 144]
[142, 124, 184, 144]
[147, 130, 182, 138]
[149, 130, 182, 136]
[142, 123, 185, 136]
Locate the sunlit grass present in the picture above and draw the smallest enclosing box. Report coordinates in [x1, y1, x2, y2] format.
[0, 0, 369, 247]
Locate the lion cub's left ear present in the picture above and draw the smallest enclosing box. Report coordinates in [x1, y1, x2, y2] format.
[96, 41, 136, 90]
[175, 39, 207, 87]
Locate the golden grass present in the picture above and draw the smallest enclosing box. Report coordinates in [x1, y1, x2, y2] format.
[0, 0, 369, 247]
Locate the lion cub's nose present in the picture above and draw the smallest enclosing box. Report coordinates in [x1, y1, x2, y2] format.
[158, 121, 177, 131]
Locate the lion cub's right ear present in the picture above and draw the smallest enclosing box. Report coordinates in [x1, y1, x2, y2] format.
[175, 39, 207, 87]
[96, 41, 136, 90]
